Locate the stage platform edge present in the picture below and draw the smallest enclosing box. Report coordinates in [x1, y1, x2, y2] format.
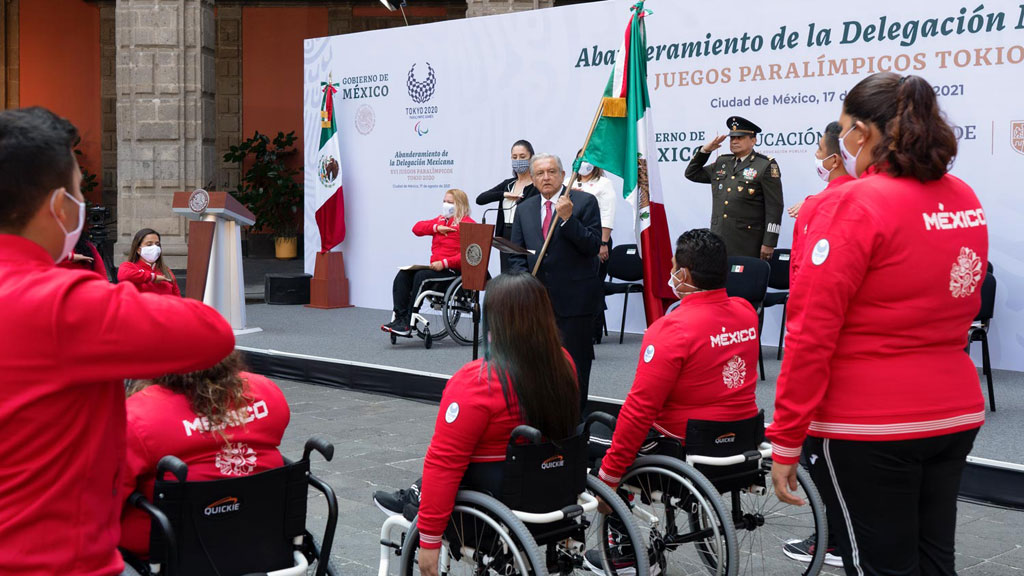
[238, 345, 1024, 511]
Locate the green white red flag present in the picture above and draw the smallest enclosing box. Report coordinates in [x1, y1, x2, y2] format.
[315, 75, 346, 252]
[581, 1, 675, 325]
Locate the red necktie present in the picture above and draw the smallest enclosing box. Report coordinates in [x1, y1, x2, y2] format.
[542, 200, 553, 238]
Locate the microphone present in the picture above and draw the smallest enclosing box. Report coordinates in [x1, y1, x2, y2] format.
[480, 207, 501, 226]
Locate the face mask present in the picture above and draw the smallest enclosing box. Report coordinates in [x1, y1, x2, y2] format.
[140, 244, 162, 263]
[511, 158, 531, 175]
[578, 162, 595, 177]
[838, 126, 862, 178]
[814, 153, 836, 182]
[667, 268, 701, 299]
[442, 202, 456, 218]
[49, 189, 85, 263]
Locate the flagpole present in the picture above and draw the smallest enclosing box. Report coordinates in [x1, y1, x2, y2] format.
[531, 96, 608, 277]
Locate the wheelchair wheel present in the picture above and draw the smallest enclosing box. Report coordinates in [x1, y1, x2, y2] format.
[424, 332, 433, 349]
[719, 460, 827, 576]
[619, 455, 738, 576]
[548, 476, 650, 576]
[400, 490, 547, 576]
[442, 278, 483, 347]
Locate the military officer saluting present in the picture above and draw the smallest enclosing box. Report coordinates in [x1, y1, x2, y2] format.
[685, 116, 784, 260]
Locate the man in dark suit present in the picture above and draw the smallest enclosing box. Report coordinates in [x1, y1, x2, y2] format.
[685, 116, 784, 260]
[509, 153, 602, 410]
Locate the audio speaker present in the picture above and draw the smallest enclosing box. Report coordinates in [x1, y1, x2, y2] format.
[264, 273, 311, 305]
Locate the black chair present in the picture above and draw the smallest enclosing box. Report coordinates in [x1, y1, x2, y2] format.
[968, 270, 997, 411]
[764, 249, 791, 360]
[604, 244, 644, 344]
[128, 437, 339, 576]
[725, 256, 771, 380]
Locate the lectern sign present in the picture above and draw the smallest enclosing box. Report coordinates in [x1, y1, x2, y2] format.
[189, 188, 210, 214]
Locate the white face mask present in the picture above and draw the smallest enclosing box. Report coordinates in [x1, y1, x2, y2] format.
[49, 189, 85, 263]
[578, 162, 595, 177]
[140, 244, 162, 263]
[814, 153, 837, 182]
[838, 126, 862, 178]
[442, 202, 456, 218]
[667, 268, 701, 299]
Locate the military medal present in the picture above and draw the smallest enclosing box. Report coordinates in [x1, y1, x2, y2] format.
[718, 183, 723, 190]
[742, 167, 757, 180]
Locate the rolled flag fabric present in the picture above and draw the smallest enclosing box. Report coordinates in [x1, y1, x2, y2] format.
[315, 76, 346, 253]
[582, 1, 675, 325]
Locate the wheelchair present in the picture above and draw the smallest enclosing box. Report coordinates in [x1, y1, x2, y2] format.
[125, 436, 340, 576]
[389, 274, 485, 348]
[377, 413, 649, 576]
[610, 411, 827, 576]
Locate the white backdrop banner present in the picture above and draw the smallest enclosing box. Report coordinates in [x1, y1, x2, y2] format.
[304, 0, 1024, 371]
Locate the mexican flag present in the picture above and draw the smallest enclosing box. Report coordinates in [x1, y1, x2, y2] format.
[581, 1, 674, 325]
[314, 77, 346, 252]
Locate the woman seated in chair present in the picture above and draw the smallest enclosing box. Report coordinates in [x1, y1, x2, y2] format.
[594, 229, 760, 489]
[372, 273, 579, 573]
[381, 188, 475, 337]
[118, 351, 291, 562]
[117, 228, 180, 297]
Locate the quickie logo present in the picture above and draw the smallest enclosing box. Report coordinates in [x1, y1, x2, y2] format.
[414, 121, 429, 137]
[541, 455, 565, 470]
[714, 433, 736, 445]
[204, 496, 241, 517]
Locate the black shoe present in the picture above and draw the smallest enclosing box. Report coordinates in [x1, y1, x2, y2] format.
[783, 535, 843, 567]
[372, 483, 420, 517]
[382, 320, 412, 337]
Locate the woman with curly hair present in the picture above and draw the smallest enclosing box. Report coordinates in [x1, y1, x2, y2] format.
[118, 351, 290, 561]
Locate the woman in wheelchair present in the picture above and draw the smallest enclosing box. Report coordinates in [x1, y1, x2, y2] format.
[119, 351, 290, 564]
[373, 273, 580, 576]
[382, 188, 475, 337]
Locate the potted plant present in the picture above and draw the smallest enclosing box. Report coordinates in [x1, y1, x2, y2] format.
[223, 131, 303, 259]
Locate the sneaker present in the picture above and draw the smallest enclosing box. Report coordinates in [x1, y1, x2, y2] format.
[783, 536, 843, 567]
[583, 548, 661, 576]
[372, 484, 420, 517]
[381, 321, 412, 337]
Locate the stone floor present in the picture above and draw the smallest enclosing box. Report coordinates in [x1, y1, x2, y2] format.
[275, 379, 1024, 576]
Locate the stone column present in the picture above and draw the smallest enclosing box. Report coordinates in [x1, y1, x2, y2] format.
[114, 0, 216, 267]
[99, 1, 118, 215]
[1, 0, 19, 109]
[214, 2, 241, 191]
[466, 0, 553, 18]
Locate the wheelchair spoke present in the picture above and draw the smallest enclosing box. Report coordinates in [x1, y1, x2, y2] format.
[719, 465, 827, 576]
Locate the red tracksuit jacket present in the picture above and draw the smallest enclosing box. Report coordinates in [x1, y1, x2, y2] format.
[119, 372, 290, 558]
[0, 235, 234, 576]
[412, 215, 476, 270]
[767, 171, 988, 464]
[418, 354, 575, 549]
[790, 175, 855, 287]
[597, 289, 760, 488]
[117, 259, 181, 297]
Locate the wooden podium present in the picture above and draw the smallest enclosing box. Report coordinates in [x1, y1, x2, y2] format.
[172, 190, 255, 331]
[459, 222, 494, 359]
[307, 251, 352, 309]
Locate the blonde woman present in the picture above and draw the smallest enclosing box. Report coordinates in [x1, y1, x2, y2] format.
[382, 189, 475, 336]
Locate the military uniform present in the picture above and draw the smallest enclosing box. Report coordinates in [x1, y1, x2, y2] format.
[684, 117, 784, 259]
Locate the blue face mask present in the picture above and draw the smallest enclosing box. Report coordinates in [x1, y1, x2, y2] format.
[512, 158, 531, 175]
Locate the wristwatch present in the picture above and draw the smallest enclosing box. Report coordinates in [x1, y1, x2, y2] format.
[601, 241, 611, 247]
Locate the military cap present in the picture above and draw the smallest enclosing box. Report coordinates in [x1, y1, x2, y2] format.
[727, 116, 762, 137]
